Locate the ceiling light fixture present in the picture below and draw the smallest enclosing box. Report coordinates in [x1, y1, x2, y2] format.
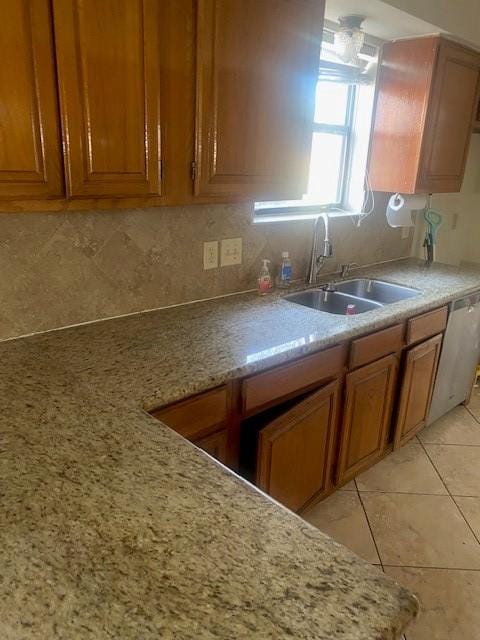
[334, 15, 366, 64]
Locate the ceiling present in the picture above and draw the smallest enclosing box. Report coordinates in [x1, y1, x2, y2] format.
[324, 0, 445, 42]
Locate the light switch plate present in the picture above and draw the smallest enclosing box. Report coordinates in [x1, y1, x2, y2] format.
[203, 241, 218, 270]
[401, 227, 410, 239]
[221, 237, 242, 266]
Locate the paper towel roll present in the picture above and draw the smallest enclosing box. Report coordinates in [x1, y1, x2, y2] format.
[386, 193, 427, 228]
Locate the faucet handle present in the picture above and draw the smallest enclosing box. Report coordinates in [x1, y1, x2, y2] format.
[340, 262, 359, 278]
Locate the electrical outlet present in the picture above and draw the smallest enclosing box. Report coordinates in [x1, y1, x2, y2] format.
[220, 237, 242, 266]
[401, 227, 410, 239]
[203, 241, 218, 270]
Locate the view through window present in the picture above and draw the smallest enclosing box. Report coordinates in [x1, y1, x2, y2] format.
[255, 78, 356, 215]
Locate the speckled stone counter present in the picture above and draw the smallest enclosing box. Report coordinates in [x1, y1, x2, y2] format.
[3, 258, 479, 639]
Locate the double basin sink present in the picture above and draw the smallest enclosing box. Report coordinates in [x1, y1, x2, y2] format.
[285, 278, 420, 315]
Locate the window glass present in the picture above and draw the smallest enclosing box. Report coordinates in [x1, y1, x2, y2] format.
[255, 77, 354, 214]
[303, 132, 344, 204]
[314, 82, 349, 126]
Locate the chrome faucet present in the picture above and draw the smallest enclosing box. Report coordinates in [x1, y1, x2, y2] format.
[307, 213, 333, 285]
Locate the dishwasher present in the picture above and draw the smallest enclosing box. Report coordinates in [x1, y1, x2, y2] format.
[427, 291, 480, 425]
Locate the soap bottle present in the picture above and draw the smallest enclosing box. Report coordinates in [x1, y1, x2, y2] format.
[278, 251, 292, 288]
[258, 259, 272, 295]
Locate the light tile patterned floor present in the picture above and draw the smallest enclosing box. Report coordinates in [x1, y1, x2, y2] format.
[303, 392, 480, 640]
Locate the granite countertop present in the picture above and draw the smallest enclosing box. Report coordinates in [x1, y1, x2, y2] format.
[3, 258, 480, 639]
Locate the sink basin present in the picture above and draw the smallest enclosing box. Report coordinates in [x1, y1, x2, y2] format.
[285, 290, 382, 315]
[334, 279, 420, 304]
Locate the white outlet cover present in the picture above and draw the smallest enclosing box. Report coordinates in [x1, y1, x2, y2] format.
[220, 237, 242, 266]
[203, 241, 218, 270]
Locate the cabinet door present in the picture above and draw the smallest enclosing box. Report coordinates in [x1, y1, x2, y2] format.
[194, 0, 324, 200]
[53, 0, 162, 197]
[195, 429, 227, 464]
[419, 40, 480, 193]
[0, 0, 63, 199]
[394, 334, 443, 449]
[256, 380, 338, 513]
[337, 354, 398, 484]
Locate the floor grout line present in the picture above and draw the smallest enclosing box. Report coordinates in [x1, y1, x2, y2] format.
[418, 438, 480, 547]
[356, 488, 385, 570]
[420, 441, 480, 447]
[357, 489, 449, 496]
[383, 563, 480, 572]
[465, 403, 480, 425]
[357, 488, 480, 498]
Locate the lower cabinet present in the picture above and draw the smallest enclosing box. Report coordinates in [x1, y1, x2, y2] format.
[150, 307, 447, 513]
[336, 354, 398, 484]
[256, 380, 339, 512]
[150, 385, 229, 464]
[195, 429, 228, 463]
[394, 333, 443, 448]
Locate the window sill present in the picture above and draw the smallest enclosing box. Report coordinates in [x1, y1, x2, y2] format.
[253, 210, 365, 224]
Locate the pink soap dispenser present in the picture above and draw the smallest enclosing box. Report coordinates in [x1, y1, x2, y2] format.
[257, 259, 272, 295]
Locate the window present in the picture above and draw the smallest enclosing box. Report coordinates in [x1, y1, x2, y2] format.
[255, 32, 379, 220]
[255, 78, 356, 216]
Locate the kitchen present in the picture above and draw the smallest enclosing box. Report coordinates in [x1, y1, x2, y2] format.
[1, 0, 480, 638]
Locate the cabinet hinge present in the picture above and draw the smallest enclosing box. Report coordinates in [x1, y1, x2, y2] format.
[160, 160, 163, 181]
[190, 160, 196, 181]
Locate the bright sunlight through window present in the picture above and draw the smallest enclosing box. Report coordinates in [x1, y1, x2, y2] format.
[255, 79, 355, 215]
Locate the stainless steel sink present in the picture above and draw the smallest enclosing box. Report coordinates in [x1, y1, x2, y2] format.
[334, 279, 420, 304]
[284, 289, 382, 315]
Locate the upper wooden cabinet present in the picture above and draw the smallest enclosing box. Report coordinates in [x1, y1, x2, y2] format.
[369, 36, 480, 194]
[52, 0, 163, 197]
[194, 0, 324, 200]
[0, 0, 325, 208]
[0, 0, 63, 199]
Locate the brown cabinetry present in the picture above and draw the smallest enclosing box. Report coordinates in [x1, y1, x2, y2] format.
[242, 344, 346, 415]
[194, 0, 324, 200]
[369, 36, 480, 194]
[150, 311, 446, 511]
[195, 429, 228, 463]
[406, 305, 448, 345]
[256, 380, 339, 512]
[53, 0, 163, 197]
[337, 354, 398, 484]
[150, 386, 228, 463]
[0, 0, 63, 199]
[394, 333, 443, 449]
[0, 0, 324, 210]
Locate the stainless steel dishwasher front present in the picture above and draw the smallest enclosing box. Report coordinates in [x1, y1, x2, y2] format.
[427, 291, 480, 425]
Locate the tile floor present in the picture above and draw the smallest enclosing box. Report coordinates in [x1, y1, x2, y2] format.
[303, 393, 480, 640]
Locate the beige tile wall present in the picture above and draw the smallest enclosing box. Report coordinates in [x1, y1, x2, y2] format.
[0, 193, 412, 340]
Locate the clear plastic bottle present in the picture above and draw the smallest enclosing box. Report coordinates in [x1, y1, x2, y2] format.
[257, 259, 272, 295]
[278, 251, 292, 288]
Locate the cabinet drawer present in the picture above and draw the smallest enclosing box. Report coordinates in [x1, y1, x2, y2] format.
[406, 306, 448, 345]
[349, 323, 405, 369]
[151, 387, 227, 441]
[242, 344, 346, 415]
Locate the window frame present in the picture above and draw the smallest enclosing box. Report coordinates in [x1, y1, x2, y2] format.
[254, 80, 357, 217]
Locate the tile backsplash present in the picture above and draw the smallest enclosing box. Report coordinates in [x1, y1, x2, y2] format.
[0, 194, 411, 341]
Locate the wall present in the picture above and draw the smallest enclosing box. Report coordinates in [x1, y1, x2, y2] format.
[411, 135, 480, 266]
[0, 195, 411, 341]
